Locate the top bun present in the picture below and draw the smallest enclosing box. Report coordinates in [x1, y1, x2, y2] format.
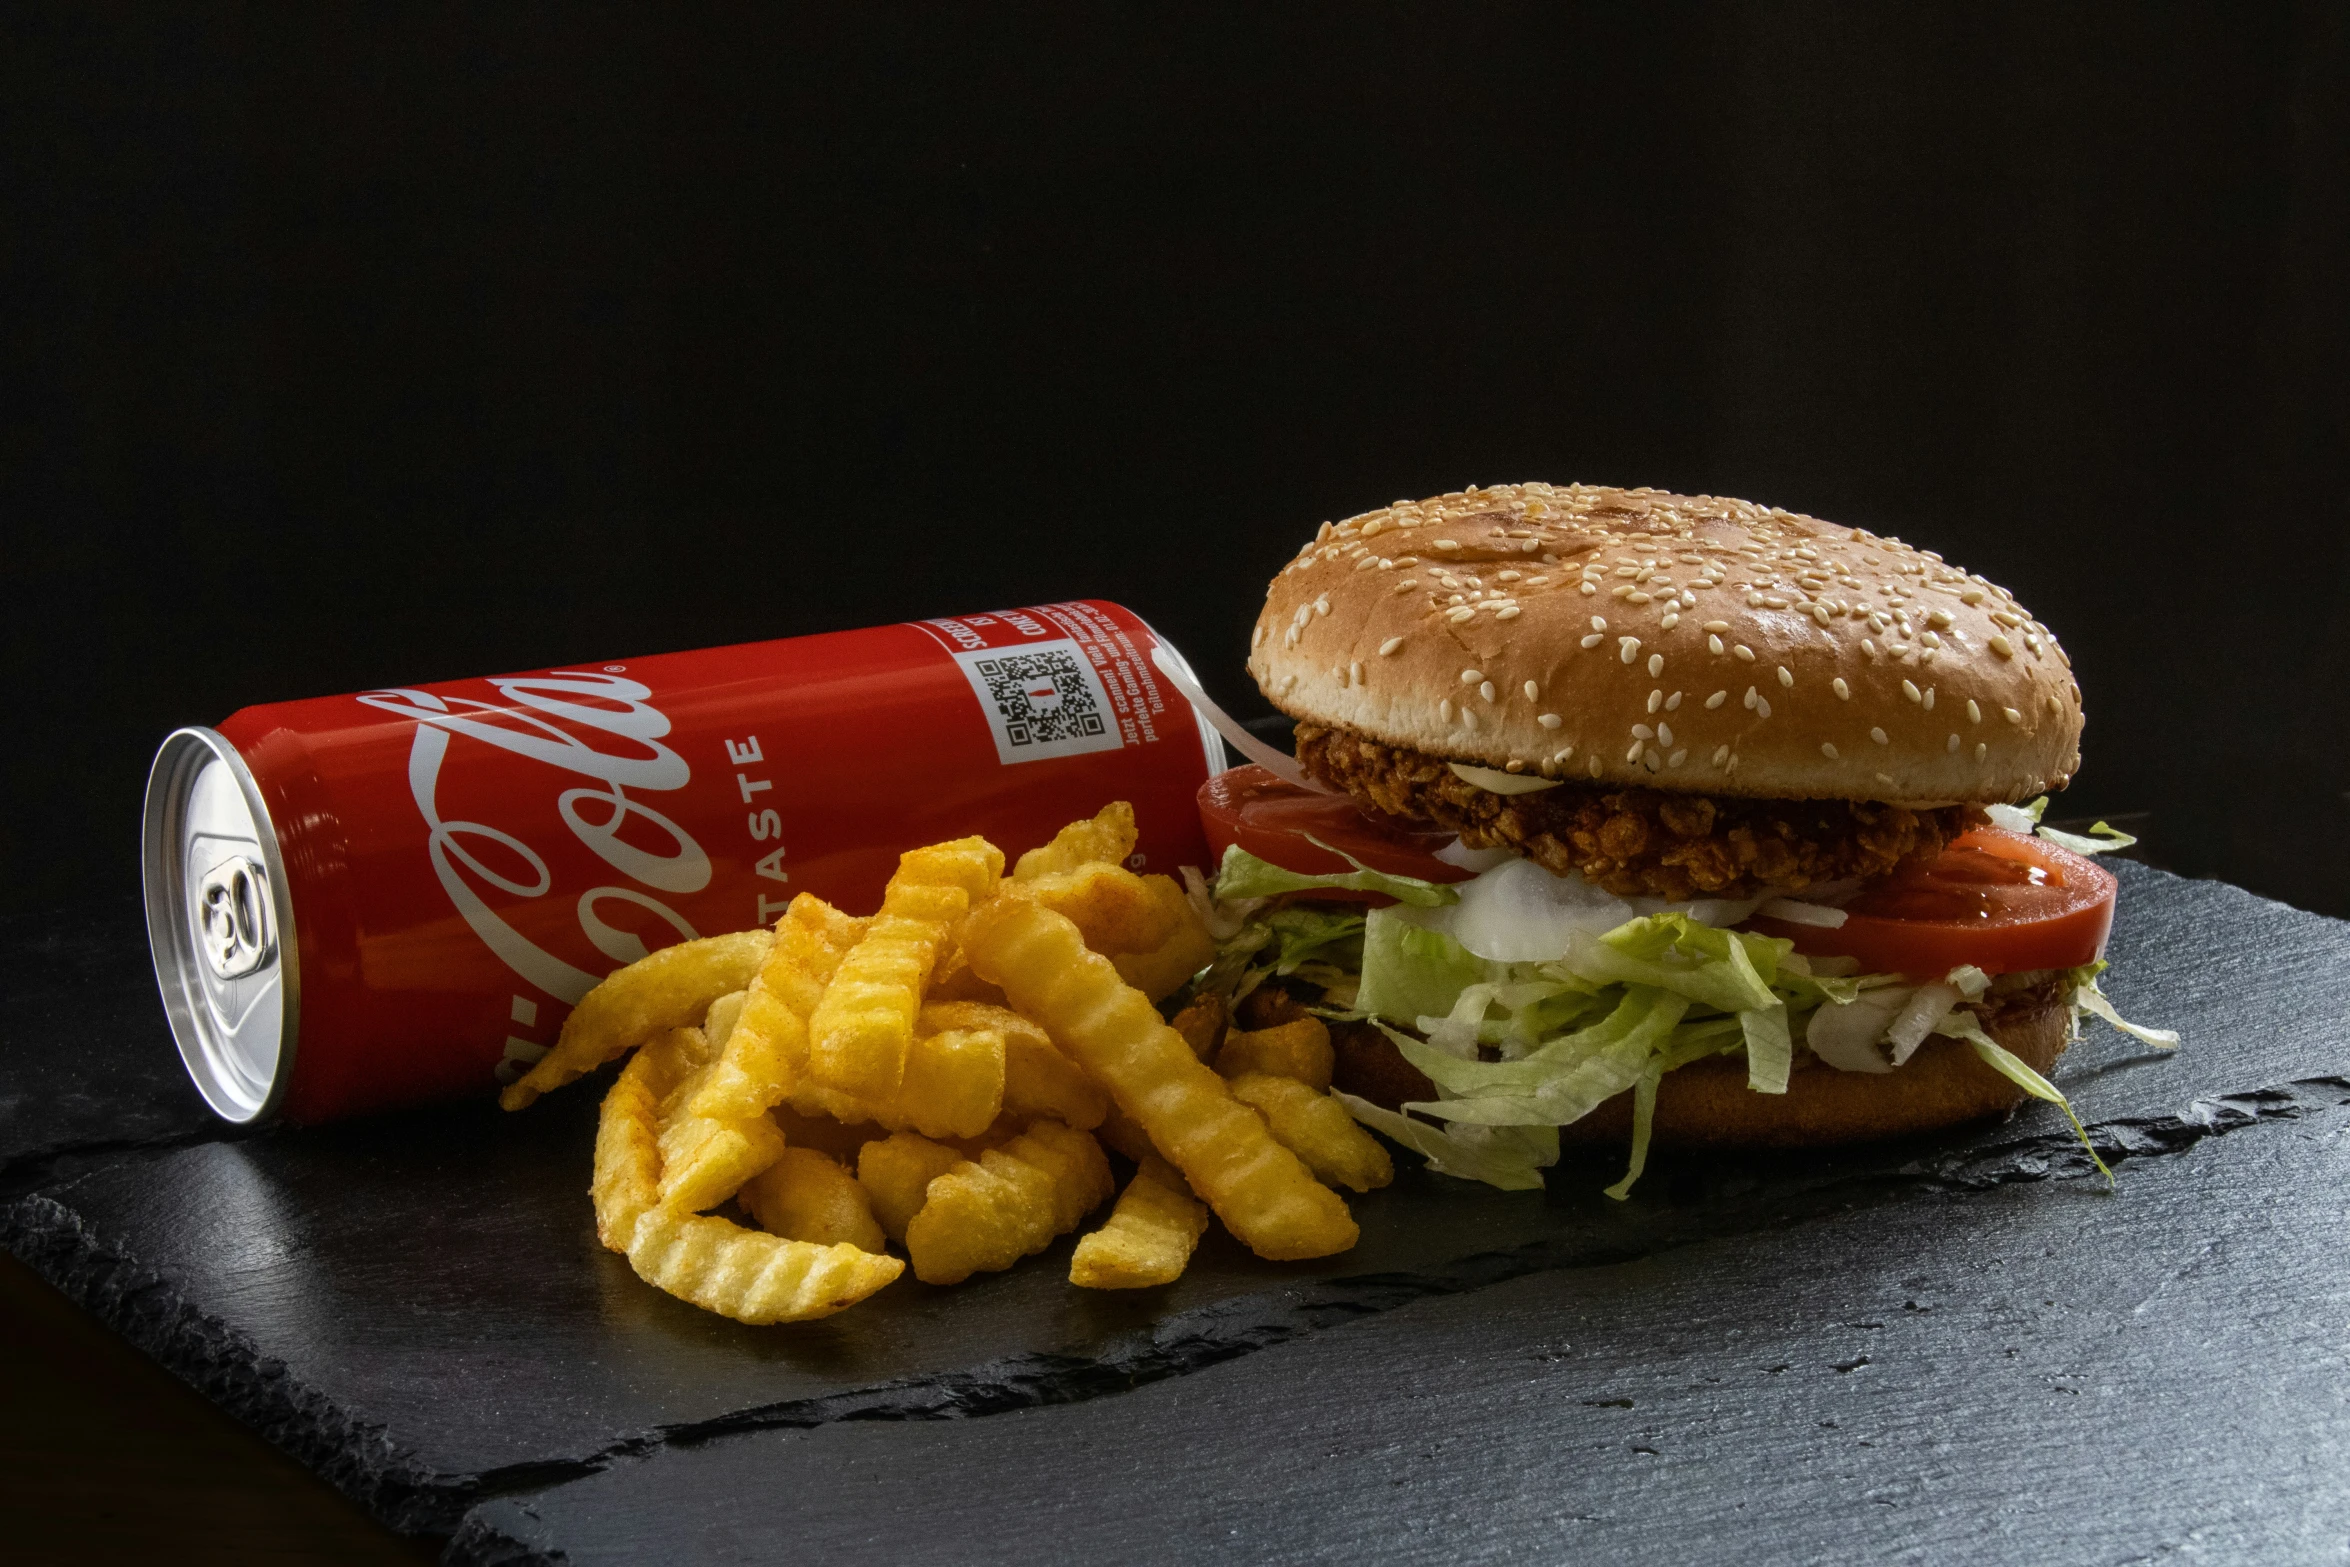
[1248, 483, 2081, 805]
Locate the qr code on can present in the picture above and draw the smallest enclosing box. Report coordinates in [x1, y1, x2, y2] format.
[977, 649, 1105, 746]
[951, 638, 1124, 764]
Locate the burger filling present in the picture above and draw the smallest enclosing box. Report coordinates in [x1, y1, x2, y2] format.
[1189, 762, 2172, 1198]
[1296, 721, 1980, 901]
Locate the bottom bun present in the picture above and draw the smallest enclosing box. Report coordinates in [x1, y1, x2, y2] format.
[1561, 999, 2070, 1150]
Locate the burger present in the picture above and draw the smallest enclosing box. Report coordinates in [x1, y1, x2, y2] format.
[1189, 482, 2169, 1195]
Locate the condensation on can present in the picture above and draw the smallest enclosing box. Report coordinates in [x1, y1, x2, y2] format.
[142, 602, 1228, 1126]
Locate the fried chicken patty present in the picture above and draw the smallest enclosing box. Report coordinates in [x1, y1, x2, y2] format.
[1296, 722, 1981, 901]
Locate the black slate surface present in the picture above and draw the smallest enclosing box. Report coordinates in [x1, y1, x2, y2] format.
[450, 1090, 2350, 1565]
[0, 893, 225, 1173]
[4, 862, 2349, 1553]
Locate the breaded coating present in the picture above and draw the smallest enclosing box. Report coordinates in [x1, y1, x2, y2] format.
[1297, 722, 1980, 900]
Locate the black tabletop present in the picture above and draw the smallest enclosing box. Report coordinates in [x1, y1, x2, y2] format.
[5, 859, 2346, 1563]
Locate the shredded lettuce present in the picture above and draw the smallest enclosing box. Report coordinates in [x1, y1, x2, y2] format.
[1211, 844, 1459, 908]
[1988, 795, 2138, 856]
[1198, 843, 2174, 1201]
[1333, 1093, 1557, 1190]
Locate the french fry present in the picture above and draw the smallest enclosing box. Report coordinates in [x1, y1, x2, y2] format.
[1215, 1018, 1334, 1091]
[770, 1106, 878, 1163]
[738, 1146, 888, 1253]
[924, 1000, 1114, 1131]
[1012, 862, 1182, 957]
[790, 1022, 1006, 1141]
[656, 1107, 787, 1214]
[1000, 1120, 1114, 1235]
[808, 837, 1003, 1101]
[1225, 1073, 1394, 1194]
[901, 1123, 1110, 1286]
[961, 897, 1359, 1261]
[856, 1130, 965, 1244]
[625, 1208, 901, 1324]
[703, 989, 748, 1054]
[1109, 874, 1219, 1003]
[688, 895, 867, 1123]
[502, 929, 775, 1110]
[1014, 802, 1137, 881]
[1169, 991, 1229, 1060]
[1070, 1154, 1209, 1290]
[1095, 1105, 1159, 1165]
[590, 1027, 702, 1252]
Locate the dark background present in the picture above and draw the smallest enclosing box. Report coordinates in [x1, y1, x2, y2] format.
[8, 3, 2347, 916]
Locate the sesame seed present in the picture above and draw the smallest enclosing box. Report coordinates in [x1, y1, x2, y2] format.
[1947, 733, 1961, 753]
[1705, 690, 1727, 709]
[1647, 653, 1665, 677]
[1733, 644, 1756, 662]
[1279, 674, 1298, 694]
[1875, 771, 1896, 787]
[1580, 582, 1597, 595]
[1626, 741, 1645, 763]
[1379, 637, 1405, 656]
[1703, 620, 1730, 633]
[1960, 588, 1985, 605]
[2003, 706, 2023, 725]
[1665, 691, 1683, 710]
[1522, 680, 1540, 701]
[1661, 612, 1681, 630]
[1439, 698, 1454, 721]
[1434, 538, 1460, 550]
[1870, 726, 1889, 745]
[1975, 742, 1988, 761]
[1619, 637, 1641, 664]
[1355, 555, 1380, 571]
[1463, 708, 1479, 730]
[1350, 661, 1364, 685]
[1712, 745, 1731, 766]
[1757, 696, 1772, 719]
[1448, 606, 1476, 624]
[1647, 689, 1664, 713]
[1989, 635, 2015, 659]
[1590, 756, 1604, 777]
[1707, 634, 1726, 655]
[1743, 687, 1758, 710]
[1497, 605, 1521, 620]
[1314, 596, 1331, 616]
[1832, 677, 1851, 700]
[1505, 759, 1525, 773]
[1658, 722, 1675, 746]
[1902, 680, 1922, 703]
[1580, 633, 1605, 649]
[1632, 724, 1655, 741]
[1591, 616, 1608, 632]
[1644, 748, 1662, 772]
[1498, 569, 1521, 582]
[1479, 681, 1497, 702]
[1862, 639, 1879, 657]
[1460, 668, 1483, 684]
[1821, 742, 1840, 760]
[1965, 698, 1981, 722]
[1777, 665, 1794, 688]
[1539, 713, 1564, 729]
[1922, 687, 1936, 710]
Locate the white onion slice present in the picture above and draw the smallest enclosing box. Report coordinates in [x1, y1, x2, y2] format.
[1755, 897, 1850, 928]
[1434, 838, 1517, 873]
[1886, 982, 1963, 1065]
[1446, 762, 1564, 795]
[1802, 988, 1911, 1073]
[1148, 646, 1336, 793]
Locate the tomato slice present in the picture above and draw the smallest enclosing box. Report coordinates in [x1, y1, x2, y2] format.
[1197, 765, 1471, 884]
[1746, 826, 2116, 980]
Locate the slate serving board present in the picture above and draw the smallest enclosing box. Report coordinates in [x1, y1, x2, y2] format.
[4, 862, 2347, 1561]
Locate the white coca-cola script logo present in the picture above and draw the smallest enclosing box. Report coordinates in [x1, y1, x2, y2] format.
[358, 672, 710, 1004]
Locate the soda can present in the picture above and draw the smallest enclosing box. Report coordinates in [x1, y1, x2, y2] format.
[142, 601, 1224, 1125]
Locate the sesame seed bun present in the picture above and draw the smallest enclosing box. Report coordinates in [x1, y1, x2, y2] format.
[1558, 995, 2068, 1149]
[1249, 483, 2082, 805]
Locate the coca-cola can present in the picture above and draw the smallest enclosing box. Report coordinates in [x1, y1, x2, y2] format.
[142, 600, 1224, 1125]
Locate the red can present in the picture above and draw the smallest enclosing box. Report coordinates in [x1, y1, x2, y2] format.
[141, 601, 1223, 1125]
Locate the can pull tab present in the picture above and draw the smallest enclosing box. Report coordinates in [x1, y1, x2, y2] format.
[197, 857, 276, 980]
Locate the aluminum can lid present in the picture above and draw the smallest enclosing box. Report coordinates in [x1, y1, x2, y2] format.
[142, 727, 299, 1122]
